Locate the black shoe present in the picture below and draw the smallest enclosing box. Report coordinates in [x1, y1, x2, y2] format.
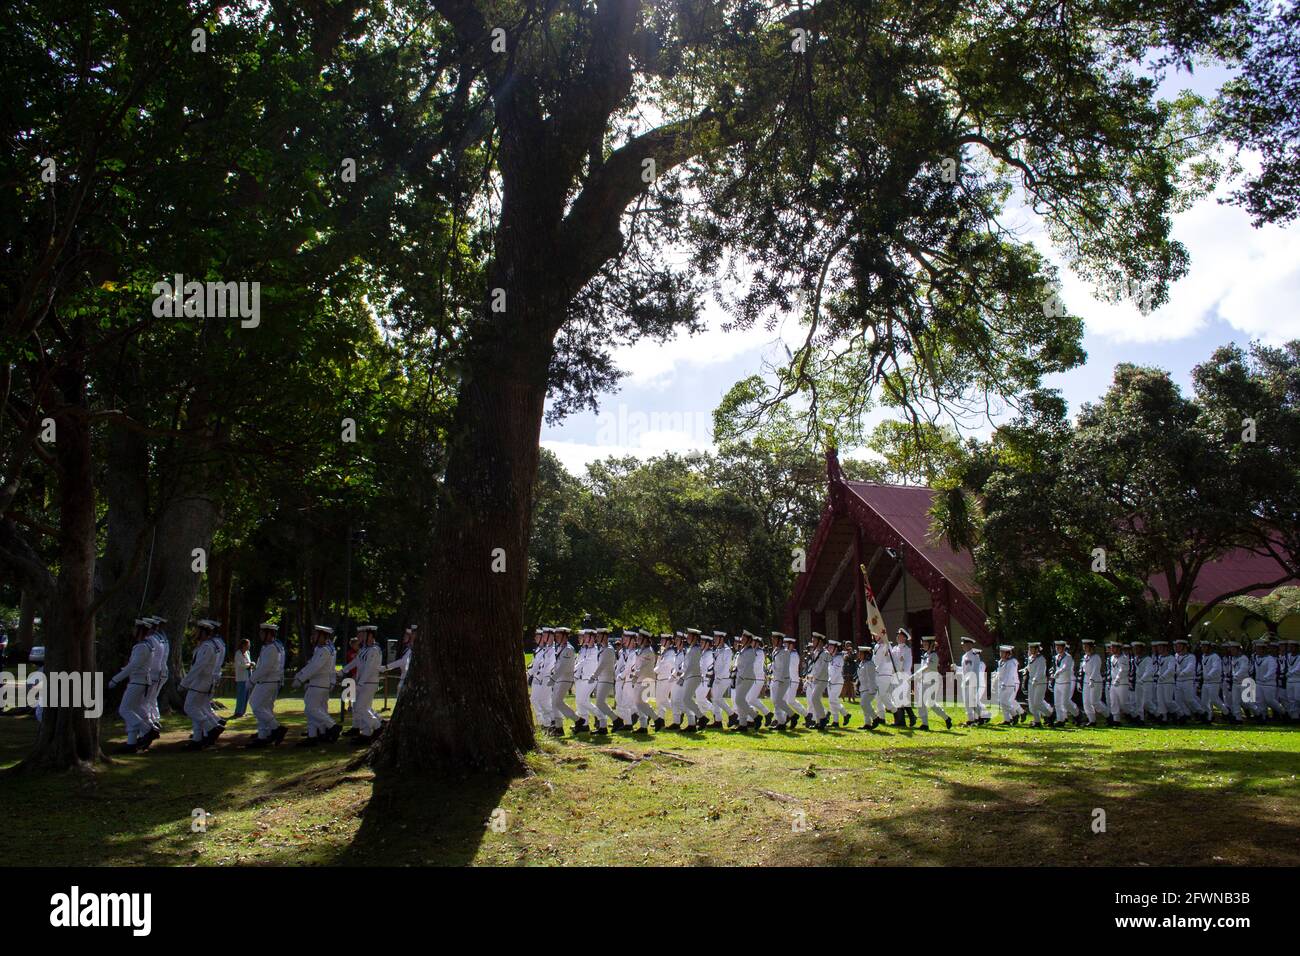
[906, 709, 917, 727]
[298, 736, 320, 747]
[270, 726, 288, 745]
[217, 718, 228, 726]
[727, 714, 738, 728]
[596, 725, 608, 735]
[246, 737, 269, 749]
[842, 714, 853, 728]
[612, 717, 625, 731]
[182, 739, 204, 751]
[117, 742, 140, 754]
[804, 714, 814, 728]
[344, 727, 361, 737]
[919, 724, 932, 731]
[764, 713, 773, 727]
[817, 717, 828, 731]
[205, 725, 225, 745]
[325, 725, 342, 742]
[944, 716, 953, 729]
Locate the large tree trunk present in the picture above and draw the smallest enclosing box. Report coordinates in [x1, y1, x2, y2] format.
[373, 314, 555, 776]
[23, 351, 100, 772]
[17, 587, 38, 652]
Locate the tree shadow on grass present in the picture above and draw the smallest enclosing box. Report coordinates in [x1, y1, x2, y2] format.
[786, 741, 1300, 866]
[338, 762, 514, 867]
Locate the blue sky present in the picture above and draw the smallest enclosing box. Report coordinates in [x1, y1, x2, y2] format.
[542, 65, 1300, 475]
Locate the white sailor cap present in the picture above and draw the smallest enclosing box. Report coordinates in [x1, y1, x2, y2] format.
[623, 629, 638, 637]
[856, 644, 872, 652]
[685, 628, 702, 636]
[29, 647, 44, 662]
[741, 629, 755, 638]
[1081, 638, 1096, 644]
[1253, 638, 1270, 646]
[1173, 637, 1190, 644]
[896, 627, 912, 640]
[196, 619, 220, 629]
[355, 624, 377, 633]
[659, 633, 672, 639]
[713, 630, 728, 637]
[1223, 641, 1241, 648]
[999, 644, 1014, 652]
[1151, 637, 1170, 645]
[133, 617, 152, 628]
[597, 627, 610, 635]
[637, 628, 650, 637]
[259, 622, 279, 632]
[555, 626, 571, 634]
[959, 636, 976, 644]
[810, 631, 826, 640]
[1053, 639, 1069, 645]
[313, 625, 335, 635]
[1130, 640, 1146, 647]
[770, 631, 785, 639]
[827, 639, 842, 646]
[783, 635, 797, 643]
[732, 634, 745, 642]
[1105, 639, 1121, 646]
[1026, 641, 1042, 647]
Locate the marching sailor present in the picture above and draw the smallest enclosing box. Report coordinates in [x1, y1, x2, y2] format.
[1225, 641, 1249, 723]
[710, 631, 736, 727]
[528, 628, 554, 727]
[769, 632, 789, 727]
[144, 617, 169, 734]
[293, 625, 340, 744]
[781, 634, 807, 728]
[1286, 638, 1300, 719]
[108, 619, 157, 753]
[1106, 639, 1130, 725]
[1173, 638, 1200, 721]
[179, 620, 224, 749]
[747, 631, 773, 726]
[1051, 639, 1079, 726]
[958, 637, 987, 726]
[697, 631, 719, 724]
[914, 636, 952, 730]
[893, 628, 916, 726]
[246, 622, 287, 748]
[549, 627, 578, 736]
[382, 626, 416, 699]
[1253, 638, 1284, 720]
[805, 632, 830, 730]
[1025, 641, 1053, 727]
[827, 639, 850, 727]
[672, 628, 706, 730]
[871, 631, 897, 726]
[652, 633, 676, 727]
[856, 643, 879, 728]
[591, 629, 617, 734]
[995, 645, 1022, 724]
[631, 631, 657, 733]
[572, 629, 596, 733]
[1153, 639, 1180, 722]
[1198, 640, 1224, 722]
[1079, 638, 1105, 727]
[733, 632, 760, 730]
[1133, 641, 1158, 722]
[340, 625, 384, 741]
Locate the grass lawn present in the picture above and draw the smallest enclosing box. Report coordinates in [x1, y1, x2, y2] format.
[2, 696, 1298, 867]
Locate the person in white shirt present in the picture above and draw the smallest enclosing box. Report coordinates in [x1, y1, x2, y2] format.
[995, 645, 1022, 724]
[892, 629, 916, 727]
[1225, 642, 1249, 722]
[1173, 637, 1200, 722]
[781, 634, 807, 728]
[293, 625, 340, 744]
[697, 632, 719, 723]
[548, 627, 578, 736]
[804, 632, 829, 730]
[671, 629, 705, 730]
[1132, 641, 1158, 722]
[232, 638, 253, 717]
[1052, 639, 1079, 727]
[108, 619, 156, 753]
[382, 626, 416, 700]
[732, 633, 759, 730]
[746, 631, 772, 727]
[631, 632, 657, 732]
[1153, 639, 1181, 722]
[180, 620, 224, 748]
[855, 644, 878, 729]
[1253, 638, 1286, 720]
[143, 617, 169, 734]
[590, 629, 617, 734]
[572, 629, 597, 733]
[1024, 641, 1053, 727]
[1106, 639, 1130, 724]
[340, 624, 384, 740]
[913, 636, 952, 730]
[709, 632, 736, 727]
[869, 632, 896, 726]
[768, 633, 789, 727]
[957, 637, 986, 726]
[528, 628, 554, 727]
[1197, 640, 1224, 722]
[246, 622, 287, 747]
[1078, 638, 1105, 726]
[826, 639, 850, 727]
[614, 631, 638, 727]
[652, 634, 676, 726]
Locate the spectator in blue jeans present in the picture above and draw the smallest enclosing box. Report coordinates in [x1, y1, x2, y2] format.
[232, 638, 253, 717]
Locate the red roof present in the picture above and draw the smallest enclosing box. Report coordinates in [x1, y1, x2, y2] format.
[843, 481, 980, 596]
[1147, 546, 1294, 604]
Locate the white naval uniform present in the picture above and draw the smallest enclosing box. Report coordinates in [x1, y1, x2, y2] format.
[914, 650, 947, 726]
[996, 657, 1022, 720]
[634, 644, 657, 726]
[341, 643, 383, 734]
[1174, 651, 1199, 718]
[1080, 652, 1105, 725]
[769, 647, 789, 722]
[1229, 654, 1251, 719]
[746, 647, 770, 719]
[383, 645, 412, 697]
[959, 649, 985, 721]
[295, 643, 338, 736]
[1026, 653, 1053, 724]
[1108, 652, 1130, 719]
[1052, 651, 1078, 723]
[205, 637, 227, 727]
[614, 646, 633, 721]
[653, 648, 676, 719]
[1156, 653, 1180, 718]
[697, 646, 716, 718]
[550, 641, 579, 728]
[180, 637, 222, 741]
[1199, 652, 1224, 719]
[783, 647, 807, 719]
[893, 643, 914, 709]
[672, 643, 704, 723]
[733, 645, 757, 724]
[1286, 651, 1300, 719]
[145, 633, 169, 730]
[573, 644, 597, 724]
[1255, 654, 1283, 718]
[248, 640, 285, 738]
[827, 651, 847, 721]
[1136, 655, 1159, 718]
[528, 644, 554, 725]
[710, 644, 736, 719]
[870, 642, 896, 720]
[805, 648, 829, 723]
[109, 640, 154, 744]
[592, 643, 617, 728]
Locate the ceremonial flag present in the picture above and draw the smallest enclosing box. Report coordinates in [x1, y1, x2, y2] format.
[861, 565, 888, 642]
